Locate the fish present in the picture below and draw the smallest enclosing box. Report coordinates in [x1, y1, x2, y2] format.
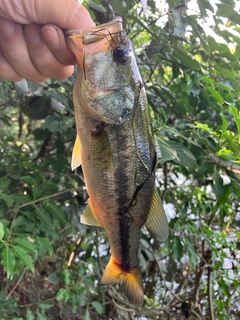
[66, 17, 169, 307]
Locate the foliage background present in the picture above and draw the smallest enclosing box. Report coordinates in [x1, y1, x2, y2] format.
[0, 0, 240, 319]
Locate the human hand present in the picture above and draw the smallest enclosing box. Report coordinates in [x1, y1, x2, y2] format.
[0, 0, 95, 83]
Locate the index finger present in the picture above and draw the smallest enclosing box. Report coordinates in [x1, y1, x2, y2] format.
[0, 0, 95, 29]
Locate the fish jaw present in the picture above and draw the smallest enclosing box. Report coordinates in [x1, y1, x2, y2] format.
[66, 17, 141, 124]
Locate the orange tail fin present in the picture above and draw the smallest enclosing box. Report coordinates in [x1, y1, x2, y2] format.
[101, 257, 144, 306]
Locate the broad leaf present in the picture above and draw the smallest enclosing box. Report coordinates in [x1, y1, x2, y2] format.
[172, 48, 201, 70]
[13, 246, 34, 272]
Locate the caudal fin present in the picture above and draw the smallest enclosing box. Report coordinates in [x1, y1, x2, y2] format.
[101, 257, 144, 306]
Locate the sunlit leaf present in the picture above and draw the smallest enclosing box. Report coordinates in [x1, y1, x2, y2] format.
[172, 48, 201, 70]
[205, 86, 224, 104]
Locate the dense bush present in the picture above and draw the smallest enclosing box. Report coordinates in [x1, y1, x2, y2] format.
[0, 0, 239, 319]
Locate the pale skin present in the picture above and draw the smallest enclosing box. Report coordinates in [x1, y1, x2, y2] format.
[0, 0, 95, 83]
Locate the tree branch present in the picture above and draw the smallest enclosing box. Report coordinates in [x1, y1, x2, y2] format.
[208, 267, 214, 320]
[210, 154, 240, 175]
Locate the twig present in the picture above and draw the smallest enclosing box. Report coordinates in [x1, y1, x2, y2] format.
[208, 267, 214, 320]
[191, 309, 204, 320]
[6, 268, 26, 300]
[112, 298, 135, 313]
[210, 154, 240, 175]
[6, 188, 77, 215]
[130, 11, 170, 40]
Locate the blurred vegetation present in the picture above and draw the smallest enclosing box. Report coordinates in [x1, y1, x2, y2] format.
[0, 0, 240, 319]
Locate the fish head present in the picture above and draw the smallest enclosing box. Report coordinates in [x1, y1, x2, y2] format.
[66, 17, 142, 124]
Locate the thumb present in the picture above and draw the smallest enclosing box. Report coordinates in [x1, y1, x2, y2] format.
[0, 0, 95, 28]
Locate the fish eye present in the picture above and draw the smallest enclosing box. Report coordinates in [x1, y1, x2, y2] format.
[113, 46, 130, 65]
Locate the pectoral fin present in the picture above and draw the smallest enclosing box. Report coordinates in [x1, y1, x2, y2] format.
[144, 189, 169, 241]
[71, 134, 81, 170]
[80, 201, 102, 227]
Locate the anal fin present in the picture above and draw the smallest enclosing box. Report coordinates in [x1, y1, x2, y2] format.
[71, 134, 81, 170]
[80, 201, 101, 227]
[144, 189, 169, 241]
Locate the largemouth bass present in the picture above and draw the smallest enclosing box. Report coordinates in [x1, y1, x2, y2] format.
[66, 17, 168, 306]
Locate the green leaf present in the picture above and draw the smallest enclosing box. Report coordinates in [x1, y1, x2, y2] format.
[37, 237, 53, 255]
[205, 86, 224, 104]
[215, 299, 224, 312]
[168, 141, 196, 170]
[87, 0, 107, 13]
[172, 8, 187, 37]
[0, 222, 4, 240]
[155, 136, 178, 164]
[15, 238, 37, 255]
[56, 288, 68, 301]
[0, 193, 14, 208]
[230, 106, 240, 135]
[172, 237, 183, 261]
[2, 247, 16, 279]
[186, 240, 197, 269]
[35, 207, 54, 230]
[47, 202, 69, 225]
[197, 0, 214, 13]
[216, 4, 234, 17]
[84, 310, 90, 320]
[0, 177, 10, 191]
[26, 309, 35, 320]
[213, 171, 224, 199]
[186, 16, 210, 54]
[37, 302, 54, 310]
[0, 298, 17, 311]
[13, 246, 34, 272]
[92, 301, 103, 314]
[37, 309, 47, 320]
[172, 48, 201, 70]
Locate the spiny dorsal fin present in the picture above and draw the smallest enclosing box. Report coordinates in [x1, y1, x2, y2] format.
[80, 201, 102, 227]
[144, 189, 169, 241]
[71, 135, 81, 171]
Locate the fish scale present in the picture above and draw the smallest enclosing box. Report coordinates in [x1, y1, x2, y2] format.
[66, 17, 169, 306]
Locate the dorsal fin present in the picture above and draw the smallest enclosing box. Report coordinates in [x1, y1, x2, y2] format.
[71, 135, 81, 170]
[144, 189, 169, 241]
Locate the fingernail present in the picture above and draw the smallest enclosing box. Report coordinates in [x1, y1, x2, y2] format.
[41, 26, 60, 48]
[25, 26, 41, 44]
[0, 19, 16, 36]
